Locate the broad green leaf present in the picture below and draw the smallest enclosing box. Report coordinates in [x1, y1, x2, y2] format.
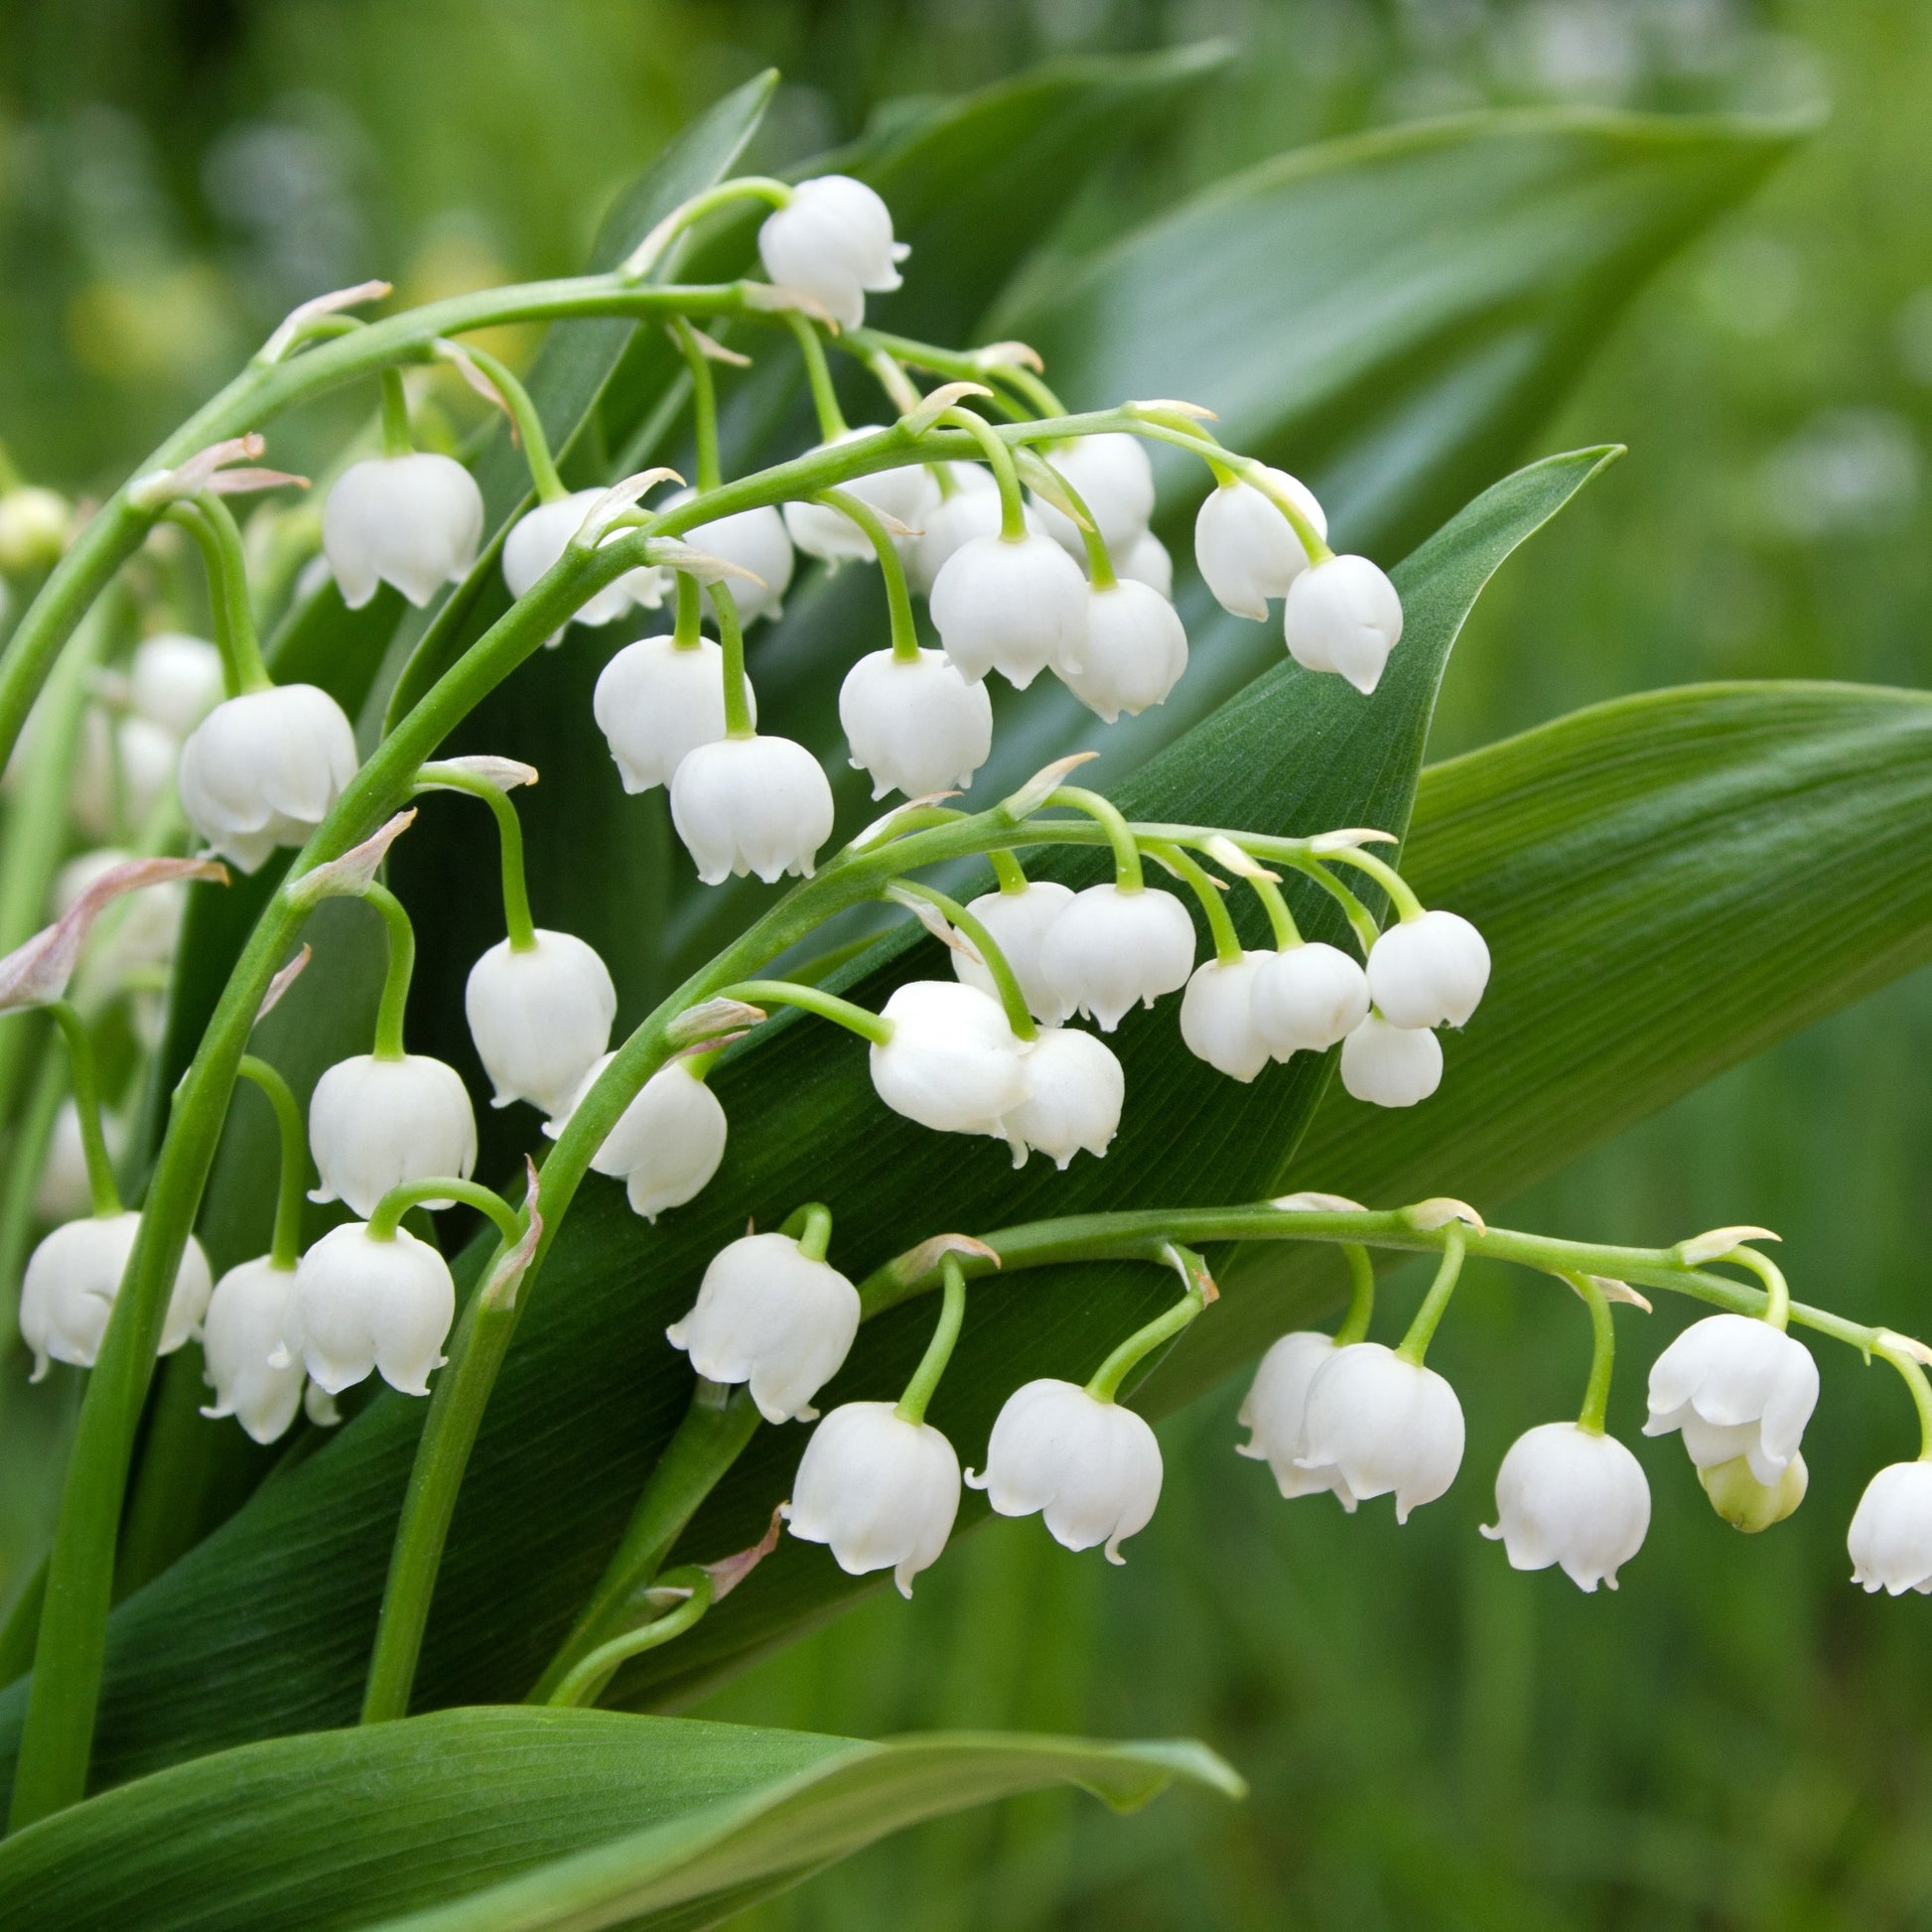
[0, 1707, 1237, 1932]
[0, 450, 1608, 1795]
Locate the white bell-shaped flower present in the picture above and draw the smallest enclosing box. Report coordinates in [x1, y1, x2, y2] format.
[285, 1221, 455, 1397]
[1178, 953, 1272, 1082]
[34, 1098, 128, 1224]
[1481, 1422, 1651, 1591]
[177, 683, 359, 873]
[322, 453, 483, 610]
[907, 465, 1008, 595]
[1037, 884, 1195, 1033]
[465, 929, 617, 1116]
[1849, 1460, 1932, 1594]
[757, 175, 908, 331]
[1643, 1312, 1818, 1484]
[1295, 1340, 1464, 1522]
[1117, 529, 1173, 599]
[783, 1399, 960, 1595]
[308, 1052, 478, 1219]
[669, 733, 835, 886]
[128, 632, 225, 738]
[72, 708, 178, 841]
[782, 428, 938, 564]
[593, 634, 750, 794]
[1236, 1330, 1354, 1505]
[1032, 432, 1156, 557]
[55, 848, 187, 979]
[1283, 553, 1404, 695]
[502, 489, 665, 626]
[838, 648, 993, 799]
[1338, 1015, 1443, 1107]
[950, 881, 1075, 1025]
[967, 1379, 1162, 1561]
[19, 1211, 211, 1380]
[1009, 1025, 1123, 1169]
[1367, 910, 1490, 1030]
[547, 1052, 729, 1222]
[1250, 942, 1371, 1057]
[1061, 580, 1187, 724]
[200, 1255, 306, 1445]
[870, 979, 1032, 1141]
[661, 489, 793, 623]
[928, 531, 1088, 690]
[666, 1230, 861, 1424]
[1194, 468, 1326, 620]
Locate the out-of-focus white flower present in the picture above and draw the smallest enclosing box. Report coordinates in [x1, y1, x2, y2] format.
[783, 428, 938, 563]
[1061, 579, 1187, 723]
[1367, 910, 1490, 1030]
[285, 1220, 455, 1396]
[1481, 1422, 1651, 1591]
[1009, 1025, 1123, 1169]
[950, 880, 1075, 1025]
[758, 175, 908, 330]
[547, 1052, 728, 1222]
[784, 1399, 960, 1595]
[128, 632, 225, 738]
[177, 684, 358, 873]
[34, 1097, 128, 1224]
[1849, 1460, 1932, 1593]
[1644, 1311, 1818, 1483]
[1194, 468, 1325, 620]
[870, 979, 1032, 1141]
[1283, 553, 1404, 695]
[465, 929, 617, 1115]
[322, 453, 483, 609]
[1032, 432, 1156, 557]
[929, 532, 1088, 690]
[201, 1255, 306, 1444]
[1236, 1330, 1353, 1505]
[19, 1211, 211, 1380]
[838, 648, 993, 799]
[0, 484, 71, 573]
[593, 634, 749, 793]
[967, 1379, 1163, 1561]
[661, 488, 794, 624]
[308, 1052, 478, 1218]
[666, 1230, 861, 1424]
[72, 707, 178, 841]
[1294, 1340, 1464, 1522]
[54, 848, 186, 980]
[1250, 943, 1371, 1057]
[1116, 528, 1173, 599]
[1338, 1015, 1443, 1107]
[669, 733, 835, 885]
[1178, 953, 1272, 1081]
[1037, 884, 1195, 1032]
[501, 489, 666, 627]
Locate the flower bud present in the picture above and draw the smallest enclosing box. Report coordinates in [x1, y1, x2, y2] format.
[1061, 580, 1187, 723]
[1283, 553, 1404, 695]
[1481, 1422, 1650, 1590]
[201, 1256, 306, 1445]
[128, 632, 225, 738]
[19, 1211, 211, 1381]
[1236, 1330, 1354, 1505]
[1009, 1025, 1124, 1169]
[1643, 1311, 1817, 1484]
[502, 488, 666, 628]
[322, 453, 484, 610]
[839, 648, 993, 799]
[547, 1052, 729, 1222]
[661, 489, 793, 623]
[1031, 433, 1156, 557]
[782, 428, 937, 564]
[1194, 468, 1325, 620]
[1294, 1340, 1464, 1522]
[783, 1399, 960, 1595]
[1116, 529, 1173, 600]
[950, 880, 1074, 1025]
[286, 1221, 455, 1397]
[465, 929, 617, 1116]
[669, 733, 835, 885]
[1338, 1014, 1442, 1107]
[758, 175, 908, 331]
[907, 465, 1011, 595]
[1849, 1460, 1932, 1593]
[178, 683, 359, 873]
[0, 484, 72, 573]
[666, 1230, 861, 1424]
[308, 1052, 478, 1219]
[928, 532, 1088, 690]
[1367, 910, 1490, 1030]
[1250, 942, 1371, 1057]
[34, 1097, 128, 1224]
[1037, 884, 1195, 1033]
[1699, 1449, 1808, 1532]
[967, 1379, 1162, 1561]
[593, 634, 750, 793]
[72, 708, 178, 842]
[1177, 953, 1272, 1081]
[869, 980, 1031, 1141]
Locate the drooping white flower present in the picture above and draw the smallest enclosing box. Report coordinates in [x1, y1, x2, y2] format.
[128, 632, 226, 738]
[501, 488, 666, 627]
[1178, 953, 1272, 1081]
[838, 648, 993, 799]
[950, 880, 1075, 1025]
[285, 1220, 455, 1397]
[1294, 1340, 1464, 1522]
[71, 708, 178, 841]
[669, 733, 835, 885]
[308, 1052, 478, 1219]
[1061, 579, 1187, 723]
[1283, 553, 1404, 695]
[1367, 910, 1490, 1030]
[869, 979, 1032, 1141]
[928, 532, 1088, 690]
[1236, 1330, 1354, 1505]
[1251, 943, 1371, 1058]
[661, 488, 794, 623]
[967, 1379, 1162, 1561]
[322, 453, 484, 609]
[1037, 884, 1195, 1033]
[34, 1097, 128, 1224]
[465, 929, 617, 1116]
[1338, 1015, 1443, 1107]
[782, 428, 938, 564]
[907, 465, 1006, 595]
[593, 633, 750, 793]
[1481, 1422, 1651, 1591]
[546, 1052, 729, 1222]
[177, 683, 359, 873]
[19, 1211, 211, 1381]
[666, 1230, 861, 1424]
[1116, 528, 1173, 599]
[1849, 1461, 1932, 1594]
[783, 1399, 960, 1595]
[1194, 468, 1326, 620]
[54, 848, 186, 979]
[757, 175, 908, 330]
[1009, 1025, 1124, 1169]
[1643, 1312, 1818, 1484]
[200, 1255, 306, 1445]
[1032, 433, 1156, 557]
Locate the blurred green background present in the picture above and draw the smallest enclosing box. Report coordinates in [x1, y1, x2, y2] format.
[6, 1, 1932, 1924]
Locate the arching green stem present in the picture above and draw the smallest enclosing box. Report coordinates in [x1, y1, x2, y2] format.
[236, 1055, 308, 1271]
[546, 1569, 714, 1709]
[780, 1201, 834, 1264]
[818, 487, 919, 663]
[897, 1253, 968, 1427]
[784, 312, 847, 441]
[1874, 1339, 1932, 1461]
[672, 570, 703, 648]
[165, 496, 272, 696]
[45, 1003, 118, 1218]
[444, 342, 566, 504]
[1250, 873, 1302, 949]
[890, 879, 1035, 1041]
[1728, 1244, 1791, 1330]
[363, 885, 418, 1061]
[1335, 1244, 1375, 1346]
[669, 319, 723, 493]
[1027, 451, 1113, 587]
[989, 848, 1030, 895]
[1146, 841, 1240, 966]
[937, 404, 1025, 540]
[621, 175, 792, 279]
[1322, 846, 1425, 924]
[998, 364, 1068, 419]
[1044, 787, 1142, 891]
[416, 763, 536, 952]
[1396, 1230, 1466, 1365]
[379, 368, 413, 458]
[719, 978, 894, 1047]
[867, 348, 923, 416]
[1086, 1250, 1210, 1403]
[711, 582, 754, 737]
[366, 1176, 524, 1248]
[1236, 455, 1334, 567]
[1277, 857, 1381, 955]
[1569, 1270, 1617, 1435]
